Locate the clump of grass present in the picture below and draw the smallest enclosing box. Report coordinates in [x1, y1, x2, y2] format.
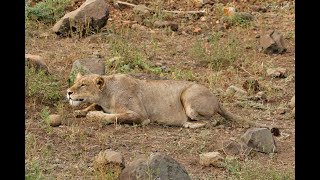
[25, 0, 71, 25]
[225, 158, 294, 179]
[25, 66, 61, 101]
[25, 160, 44, 180]
[105, 35, 162, 75]
[191, 32, 241, 71]
[40, 106, 51, 125]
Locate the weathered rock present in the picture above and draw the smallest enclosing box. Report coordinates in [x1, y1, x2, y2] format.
[223, 141, 252, 156]
[70, 58, 105, 82]
[199, 152, 224, 167]
[176, 45, 184, 53]
[133, 5, 151, 23]
[240, 128, 277, 153]
[242, 79, 260, 93]
[266, 67, 287, 78]
[254, 91, 267, 101]
[25, 54, 49, 74]
[93, 150, 125, 168]
[289, 95, 295, 108]
[131, 23, 148, 31]
[120, 152, 190, 180]
[153, 20, 179, 31]
[226, 85, 248, 96]
[259, 30, 286, 54]
[48, 114, 62, 127]
[93, 150, 124, 177]
[52, 0, 109, 36]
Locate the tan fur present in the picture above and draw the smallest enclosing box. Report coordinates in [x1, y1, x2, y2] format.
[67, 73, 252, 128]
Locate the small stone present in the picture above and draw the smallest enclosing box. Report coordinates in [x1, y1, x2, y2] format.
[266, 67, 287, 78]
[155, 62, 163, 67]
[226, 85, 248, 96]
[93, 150, 124, 177]
[289, 95, 295, 108]
[240, 128, 277, 153]
[223, 7, 236, 17]
[200, 16, 207, 22]
[70, 58, 105, 81]
[199, 152, 224, 167]
[131, 23, 148, 31]
[48, 114, 62, 127]
[255, 91, 267, 101]
[25, 54, 50, 74]
[176, 45, 184, 53]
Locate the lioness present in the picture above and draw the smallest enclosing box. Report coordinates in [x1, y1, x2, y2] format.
[67, 73, 253, 128]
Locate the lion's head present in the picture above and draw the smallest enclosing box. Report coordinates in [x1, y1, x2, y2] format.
[67, 73, 105, 106]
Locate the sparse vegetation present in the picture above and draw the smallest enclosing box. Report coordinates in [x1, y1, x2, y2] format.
[25, 0, 295, 179]
[25, 0, 71, 25]
[25, 66, 61, 101]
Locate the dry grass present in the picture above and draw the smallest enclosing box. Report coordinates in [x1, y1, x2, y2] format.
[25, 0, 295, 179]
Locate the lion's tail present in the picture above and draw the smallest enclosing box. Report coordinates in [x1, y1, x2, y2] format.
[217, 103, 242, 123]
[217, 103, 270, 128]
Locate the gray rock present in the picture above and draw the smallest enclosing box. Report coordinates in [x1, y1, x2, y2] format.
[70, 58, 105, 83]
[52, 0, 109, 36]
[120, 152, 190, 180]
[240, 128, 277, 153]
[48, 114, 62, 127]
[133, 4, 151, 23]
[266, 67, 287, 78]
[199, 152, 224, 167]
[223, 141, 252, 156]
[259, 30, 286, 54]
[25, 54, 49, 74]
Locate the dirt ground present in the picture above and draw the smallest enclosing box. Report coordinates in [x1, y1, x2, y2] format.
[25, 0, 295, 179]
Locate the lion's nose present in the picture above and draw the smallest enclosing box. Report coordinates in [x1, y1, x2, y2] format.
[68, 91, 73, 96]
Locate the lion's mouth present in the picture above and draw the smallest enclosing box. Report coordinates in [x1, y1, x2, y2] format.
[69, 98, 85, 106]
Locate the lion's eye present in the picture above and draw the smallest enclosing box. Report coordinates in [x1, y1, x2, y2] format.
[80, 84, 85, 87]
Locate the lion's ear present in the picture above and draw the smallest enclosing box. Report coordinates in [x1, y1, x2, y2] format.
[95, 76, 105, 90]
[76, 72, 82, 80]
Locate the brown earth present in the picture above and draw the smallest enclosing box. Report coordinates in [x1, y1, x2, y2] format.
[25, 0, 295, 179]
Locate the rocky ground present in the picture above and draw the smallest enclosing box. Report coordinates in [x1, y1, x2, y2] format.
[25, 0, 295, 179]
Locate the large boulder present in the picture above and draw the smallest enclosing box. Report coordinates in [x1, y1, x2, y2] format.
[52, 0, 109, 36]
[120, 152, 191, 180]
[70, 58, 105, 83]
[240, 128, 277, 153]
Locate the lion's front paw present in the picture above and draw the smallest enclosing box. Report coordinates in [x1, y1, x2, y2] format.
[74, 110, 87, 118]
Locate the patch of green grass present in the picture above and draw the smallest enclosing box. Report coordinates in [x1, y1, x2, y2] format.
[25, 0, 71, 25]
[25, 66, 61, 101]
[105, 34, 162, 75]
[225, 159, 294, 180]
[40, 106, 51, 125]
[25, 160, 44, 180]
[191, 32, 241, 71]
